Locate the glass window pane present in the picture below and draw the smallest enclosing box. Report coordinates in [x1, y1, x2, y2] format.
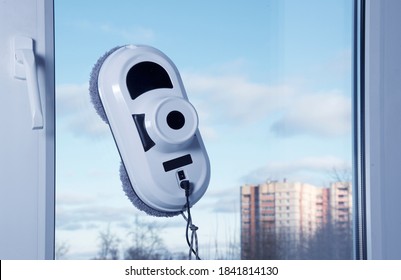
[56, 0, 353, 260]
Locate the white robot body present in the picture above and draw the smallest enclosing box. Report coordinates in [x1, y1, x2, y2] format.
[97, 45, 210, 213]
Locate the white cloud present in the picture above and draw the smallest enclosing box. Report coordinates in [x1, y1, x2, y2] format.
[241, 155, 351, 186]
[56, 70, 351, 140]
[271, 90, 351, 137]
[69, 20, 156, 43]
[99, 24, 156, 42]
[183, 72, 351, 138]
[184, 72, 294, 123]
[56, 84, 88, 117]
[56, 204, 136, 231]
[201, 187, 240, 213]
[56, 83, 110, 139]
[56, 192, 97, 206]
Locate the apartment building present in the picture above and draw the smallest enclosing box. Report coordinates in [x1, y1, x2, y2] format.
[240, 180, 351, 259]
[330, 181, 353, 229]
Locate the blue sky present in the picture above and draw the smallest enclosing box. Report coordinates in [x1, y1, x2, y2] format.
[55, 0, 353, 259]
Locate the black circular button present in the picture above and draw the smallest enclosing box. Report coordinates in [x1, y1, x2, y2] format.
[166, 110, 185, 130]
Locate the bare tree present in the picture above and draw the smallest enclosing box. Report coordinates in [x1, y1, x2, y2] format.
[242, 227, 290, 260]
[330, 166, 352, 187]
[91, 216, 191, 260]
[307, 166, 353, 260]
[55, 241, 70, 260]
[124, 216, 171, 260]
[94, 225, 120, 260]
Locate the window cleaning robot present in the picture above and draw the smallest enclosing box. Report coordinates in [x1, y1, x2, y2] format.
[89, 45, 210, 259]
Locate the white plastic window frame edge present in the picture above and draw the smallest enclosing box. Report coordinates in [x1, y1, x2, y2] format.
[364, 0, 401, 260]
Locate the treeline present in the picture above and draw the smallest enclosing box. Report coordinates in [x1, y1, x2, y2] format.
[241, 221, 353, 260]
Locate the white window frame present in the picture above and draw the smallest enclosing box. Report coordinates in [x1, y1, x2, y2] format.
[0, 0, 54, 260]
[363, 0, 401, 259]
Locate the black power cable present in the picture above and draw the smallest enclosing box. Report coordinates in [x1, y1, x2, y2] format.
[180, 180, 201, 260]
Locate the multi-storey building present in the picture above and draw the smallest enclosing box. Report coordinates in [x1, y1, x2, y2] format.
[240, 180, 351, 259]
[330, 181, 352, 230]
